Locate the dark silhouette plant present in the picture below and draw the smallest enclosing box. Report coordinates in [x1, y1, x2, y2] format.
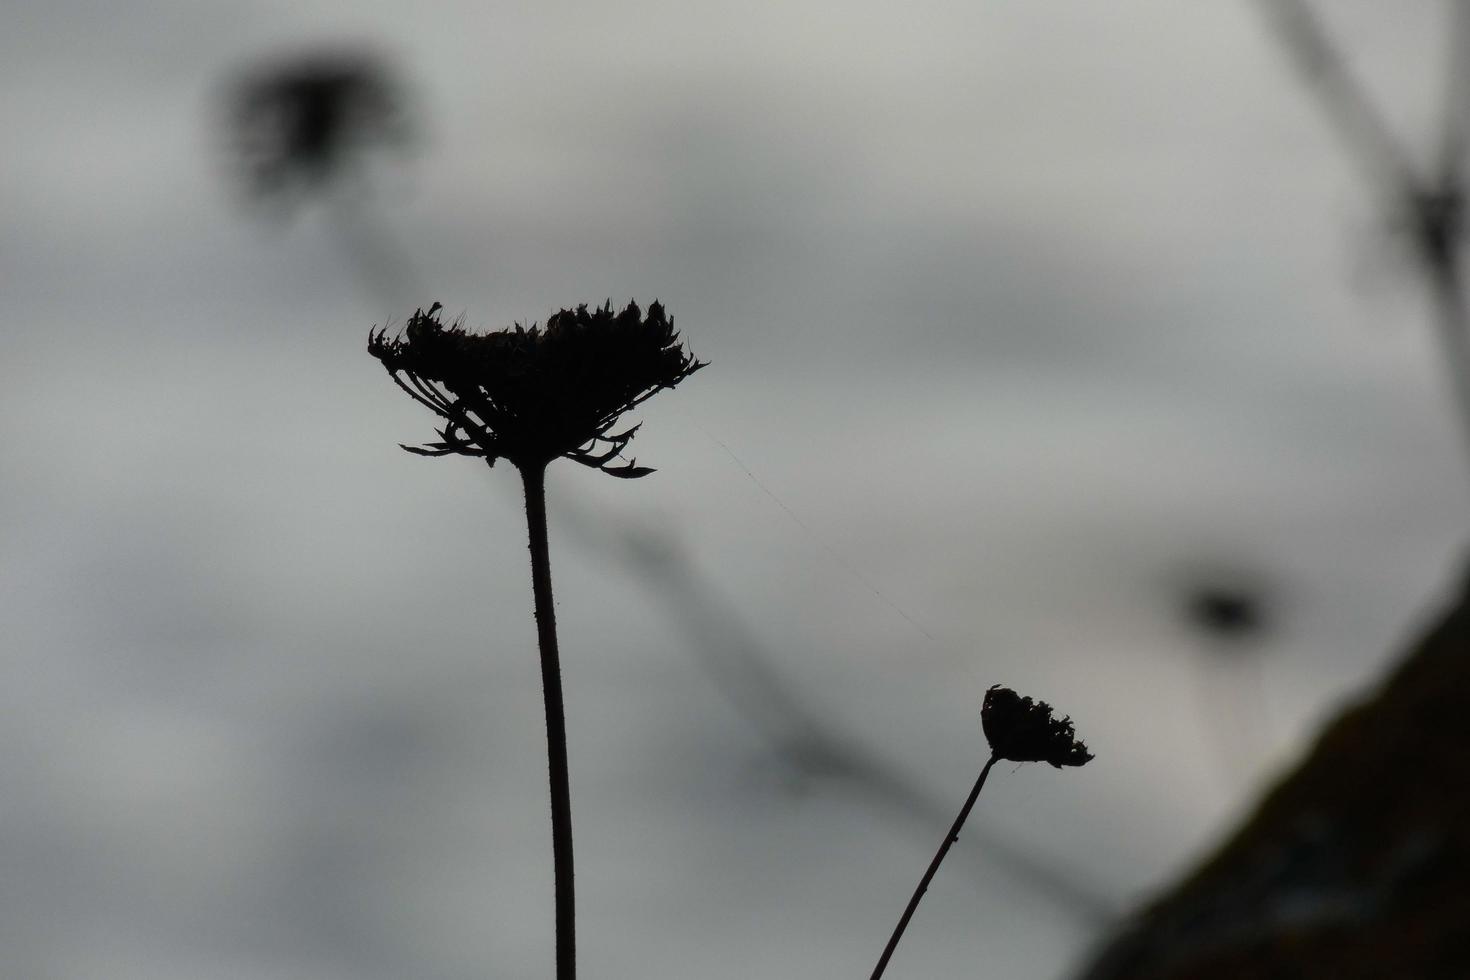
[368, 299, 703, 979]
[868, 685, 1092, 979]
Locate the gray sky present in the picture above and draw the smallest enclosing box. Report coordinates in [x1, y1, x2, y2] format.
[4, 1, 1468, 977]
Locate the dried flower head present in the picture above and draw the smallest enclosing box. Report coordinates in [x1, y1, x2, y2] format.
[368, 300, 704, 476]
[225, 48, 412, 203]
[982, 685, 1093, 768]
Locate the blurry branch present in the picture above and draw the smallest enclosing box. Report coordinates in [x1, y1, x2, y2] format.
[1256, 0, 1470, 466]
[328, 201, 428, 313]
[554, 497, 1118, 928]
[1255, 0, 1417, 192]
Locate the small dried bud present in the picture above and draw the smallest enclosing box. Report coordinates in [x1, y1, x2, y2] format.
[982, 685, 1093, 768]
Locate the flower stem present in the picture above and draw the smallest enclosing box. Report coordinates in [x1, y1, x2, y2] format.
[869, 755, 999, 980]
[521, 462, 575, 980]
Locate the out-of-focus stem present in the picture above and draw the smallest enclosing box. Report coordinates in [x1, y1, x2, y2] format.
[1426, 259, 1470, 471]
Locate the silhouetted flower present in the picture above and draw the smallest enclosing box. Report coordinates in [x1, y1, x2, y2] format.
[367, 297, 702, 975]
[871, 683, 1095, 977]
[982, 685, 1093, 768]
[368, 300, 704, 476]
[225, 48, 412, 203]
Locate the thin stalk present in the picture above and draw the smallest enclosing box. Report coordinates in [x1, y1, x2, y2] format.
[521, 462, 575, 980]
[869, 755, 999, 980]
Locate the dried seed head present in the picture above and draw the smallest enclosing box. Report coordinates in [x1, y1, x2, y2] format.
[225, 48, 412, 204]
[368, 299, 704, 475]
[982, 685, 1094, 769]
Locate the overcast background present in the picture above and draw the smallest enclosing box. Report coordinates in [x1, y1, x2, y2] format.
[5, 1, 1469, 977]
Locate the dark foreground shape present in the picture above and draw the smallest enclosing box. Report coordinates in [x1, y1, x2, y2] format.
[1077, 567, 1470, 980]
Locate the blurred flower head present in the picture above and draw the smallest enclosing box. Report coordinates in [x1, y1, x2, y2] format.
[1172, 563, 1277, 652]
[369, 300, 705, 476]
[982, 685, 1093, 769]
[223, 48, 413, 206]
[1184, 586, 1269, 642]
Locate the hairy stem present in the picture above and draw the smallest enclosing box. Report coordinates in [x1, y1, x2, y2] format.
[869, 756, 999, 980]
[522, 462, 575, 980]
